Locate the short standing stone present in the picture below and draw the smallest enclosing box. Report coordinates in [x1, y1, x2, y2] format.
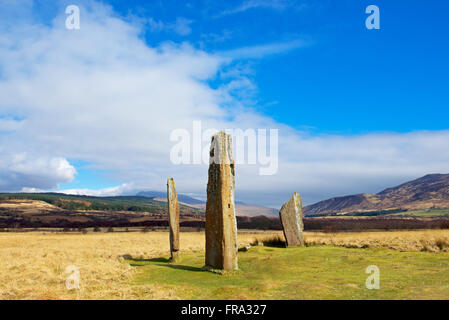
[205, 131, 238, 270]
[167, 178, 180, 261]
[279, 192, 304, 246]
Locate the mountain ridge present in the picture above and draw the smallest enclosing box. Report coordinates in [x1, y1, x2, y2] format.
[304, 174, 449, 216]
[137, 191, 204, 205]
[137, 191, 277, 217]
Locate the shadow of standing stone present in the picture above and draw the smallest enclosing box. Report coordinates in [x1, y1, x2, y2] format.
[167, 178, 180, 262]
[205, 132, 238, 270]
[279, 192, 304, 246]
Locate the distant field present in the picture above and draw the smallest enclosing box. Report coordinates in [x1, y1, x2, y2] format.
[308, 208, 449, 218]
[1, 230, 449, 299]
[387, 209, 449, 217]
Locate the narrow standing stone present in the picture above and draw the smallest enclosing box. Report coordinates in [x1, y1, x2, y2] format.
[167, 178, 180, 261]
[205, 131, 238, 270]
[279, 192, 304, 246]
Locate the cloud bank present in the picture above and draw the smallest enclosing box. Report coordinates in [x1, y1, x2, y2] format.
[0, 1, 448, 207]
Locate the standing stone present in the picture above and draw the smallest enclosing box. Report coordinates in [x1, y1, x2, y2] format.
[279, 192, 304, 246]
[167, 178, 180, 261]
[205, 131, 238, 270]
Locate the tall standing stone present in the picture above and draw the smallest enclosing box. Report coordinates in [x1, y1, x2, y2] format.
[167, 178, 180, 261]
[205, 131, 238, 270]
[279, 192, 304, 246]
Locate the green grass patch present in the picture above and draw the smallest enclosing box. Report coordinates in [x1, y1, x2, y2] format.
[128, 246, 449, 299]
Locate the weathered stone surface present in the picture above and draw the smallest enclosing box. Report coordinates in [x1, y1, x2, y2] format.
[167, 178, 180, 261]
[279, 192, 304, 246]
[205, 131, 238, 270]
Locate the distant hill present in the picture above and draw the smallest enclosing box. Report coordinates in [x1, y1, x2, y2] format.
[0, 194, 280, 230]
[190, 203, 278, 218]
[0, 191, 278, 220]
[304, 174, 449, 216]
[137, 191, 278, 217]
[0, 193, 201, 215]
[234, 204, 278, 217]
[137, 191, 204, 205]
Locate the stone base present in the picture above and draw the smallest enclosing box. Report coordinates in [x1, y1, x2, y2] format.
[170, 251, 180, 263]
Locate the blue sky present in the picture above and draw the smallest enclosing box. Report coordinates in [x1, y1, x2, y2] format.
[1, 0, 449, 207]
[101, 0, 449, 134]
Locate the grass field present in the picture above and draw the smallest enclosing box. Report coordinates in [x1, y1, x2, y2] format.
[130, 246, 449, 299]
[388, 209, 449, 217]
[0, 230, 448, 300]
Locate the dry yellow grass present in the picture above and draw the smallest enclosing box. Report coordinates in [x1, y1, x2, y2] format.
[1, 229, 448, 300]
[253, 229, 449, 252]
[0, 230, 276, 300]
[0, 200, 60, 214]
[303, 229, 449, 252]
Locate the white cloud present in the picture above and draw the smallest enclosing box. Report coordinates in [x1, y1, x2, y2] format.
[0, 0, 230, 192]
[59, 183, 135, 197]
[0, 118, 23, 132]
[147, 17, 193, 35]
[171, 17, 193, 36]
[0, 1, 448, 208]
[0, 154, 76, 191]
[221, 39, 308, 59]
[169, 120, 449, 207]
[218, 0, 296, 17]
[201, 30, 233, 43]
